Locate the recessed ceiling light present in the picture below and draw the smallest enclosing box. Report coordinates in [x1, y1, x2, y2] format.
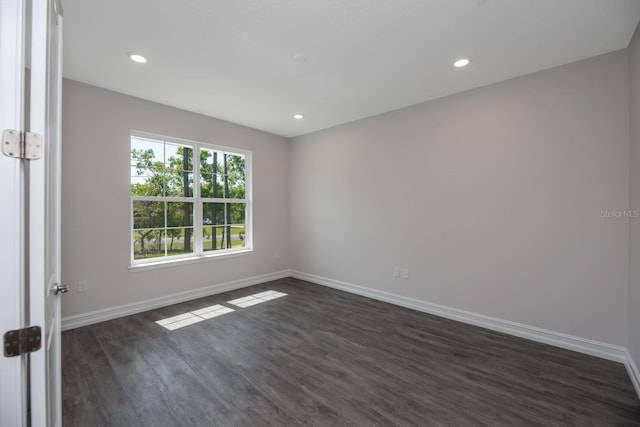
[294, 114, 304, 120]
[454, 58, 470, 68]
[293, 53, 308, 63]
[128, 52, 147, 64]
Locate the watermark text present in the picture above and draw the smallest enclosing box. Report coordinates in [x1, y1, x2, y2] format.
[601, 209, 639, 218]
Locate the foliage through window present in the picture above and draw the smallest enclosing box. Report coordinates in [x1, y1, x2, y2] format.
[130, 133, 250, 263]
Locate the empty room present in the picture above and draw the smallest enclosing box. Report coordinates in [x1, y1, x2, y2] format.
[2, 0, 640, 426]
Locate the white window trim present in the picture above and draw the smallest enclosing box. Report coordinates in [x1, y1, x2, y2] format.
[130, 131, 252, 267]
[128, 248, 254, 272]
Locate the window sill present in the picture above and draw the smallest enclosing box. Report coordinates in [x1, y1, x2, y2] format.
[128, 249, 253, 273]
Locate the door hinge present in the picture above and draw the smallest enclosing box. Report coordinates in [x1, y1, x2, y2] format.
[3, 326, 42, 357]
[2, 129, 42, 160]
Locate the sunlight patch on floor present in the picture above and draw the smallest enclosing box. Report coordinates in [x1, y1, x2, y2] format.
[156, 304, 235, 330]
[227, 290, 287, 308]
[155, 290, 287, 330]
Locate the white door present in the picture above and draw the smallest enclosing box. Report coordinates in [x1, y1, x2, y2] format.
[0, 1, 29, 426]
[0, 1, 63, 426]
[29, 1, 63, 426]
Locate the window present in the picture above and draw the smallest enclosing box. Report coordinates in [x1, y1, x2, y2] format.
[130, 133, 250, 265]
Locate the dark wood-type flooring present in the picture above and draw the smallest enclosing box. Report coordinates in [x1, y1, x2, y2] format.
[62, 278, 640, 426]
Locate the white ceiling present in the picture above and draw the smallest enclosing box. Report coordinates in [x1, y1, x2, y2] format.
[62, 0, 640, 138]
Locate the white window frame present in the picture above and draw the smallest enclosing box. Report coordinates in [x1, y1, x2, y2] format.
[129, 131, 252, 268]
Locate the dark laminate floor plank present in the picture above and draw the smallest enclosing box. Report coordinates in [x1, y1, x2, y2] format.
[61, 328, 143, 427]
[62, 278, 640, 426]
[91, 321, 185, 427]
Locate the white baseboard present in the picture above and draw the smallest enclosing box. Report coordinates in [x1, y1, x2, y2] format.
[290, 270, 627, 364]
[61, 270, 290, 331]
[625, 349, 640, 399]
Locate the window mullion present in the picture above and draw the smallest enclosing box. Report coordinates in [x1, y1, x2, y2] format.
[194, 144, 203, 254]
[164, 199, 168, 258]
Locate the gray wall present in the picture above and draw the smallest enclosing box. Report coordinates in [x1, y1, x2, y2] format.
[290, 50, 630, 346]
[61, 80, 290, 318]
[630, 25, 640, 366]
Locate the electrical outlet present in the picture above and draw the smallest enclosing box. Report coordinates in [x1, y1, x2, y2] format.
[392, 267, 400, 278]
[78, 280, 88, 293]
[401, 269, 409, 279]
